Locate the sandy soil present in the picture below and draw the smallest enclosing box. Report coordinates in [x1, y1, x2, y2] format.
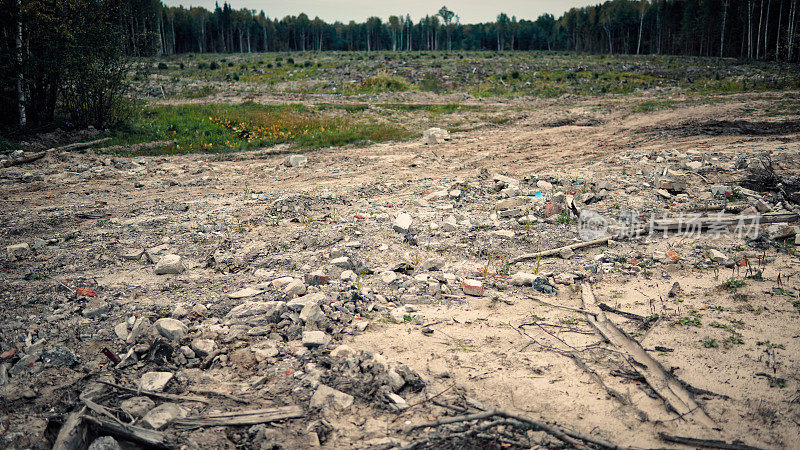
[1, 91, 799, 449]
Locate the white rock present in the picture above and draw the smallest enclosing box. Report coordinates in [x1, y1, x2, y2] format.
[6, 243, 30, 258]
[284, 279, 307, 298]
[302, 330, 330, 347]
[140, 403, 187, 430]
[380, 271, 398, 284]
[228, 287, 263, 299]
[686, 161, 703, 170]
[509, 272, 538, 286]
[330, 345, 356, 358]
[270, 276, 295, 289]
[120, 396, 155, 418]
[422, 127, 450, 145]
[536, 180, 553, 191]
[190, 338, 216, 356]
[300, 303, 325, 324]
[330, 256, 352, 269]
[139, 372, 173, 392]
[154, 254, 185, 275]
[393, 213, 413, 234]
[284, 154, 308, 167]
[310, 384, 354, 409]
[154, 318, 188, 341]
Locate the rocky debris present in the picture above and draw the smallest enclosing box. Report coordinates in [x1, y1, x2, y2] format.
[461, 279, 484, 296]
[190, 338, 216, 356]
[87, 436, 122, 450]
[284, 154, 308, 167]
[154, 318, 188, 341]
[141, 403, 188, 430]
[6, 242, 30, 258]
[310, 384, 353, 409]
[393, 213, 413, 234]
[120, 396, 156, 418]
[139, 371, 173, 391]
[422, 127, 450, 145]
[154, 254, 185, 275]
[228, 287, 263, 299]
[302, 331, 330, 347]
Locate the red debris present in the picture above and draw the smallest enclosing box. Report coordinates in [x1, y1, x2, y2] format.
[77, 287, 98, 298]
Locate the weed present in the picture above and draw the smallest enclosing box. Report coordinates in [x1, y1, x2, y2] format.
[719, 277, 746, 292]
[703, 339, 718, 348]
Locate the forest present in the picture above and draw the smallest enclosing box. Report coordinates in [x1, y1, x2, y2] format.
[1, 0, 799, 130]
[121, 0, 798, 60]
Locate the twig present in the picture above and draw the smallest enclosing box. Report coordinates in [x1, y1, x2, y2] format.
[512, 236, 611, 263]
[174, 406, 303, 428]
[1, 138, 111, 168]
[82, 415, 173, 448]
[96, 380, 210, 404]
[188, 388, 249, 404]
[658, 432, 762, 450]
[392, 382, 456, 422]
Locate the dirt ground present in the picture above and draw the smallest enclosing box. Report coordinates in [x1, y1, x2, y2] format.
[1, 90, 800, 449]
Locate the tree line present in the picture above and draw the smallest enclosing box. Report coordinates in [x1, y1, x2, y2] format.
[1, 0, 799, 131]
[134, 0, 799, 61]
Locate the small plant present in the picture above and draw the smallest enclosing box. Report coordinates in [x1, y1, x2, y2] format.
[703, 339, 718, 348]
[209, 61, 219, 70]
[157, 62, 168, 70]
[556, 210, 573, 225]
[719, 277, 746, 292]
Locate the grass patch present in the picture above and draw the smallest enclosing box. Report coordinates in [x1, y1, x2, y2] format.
[349, 72, 411, 93]
[169, 85, 218, 99]
[97, 102, 412, 156]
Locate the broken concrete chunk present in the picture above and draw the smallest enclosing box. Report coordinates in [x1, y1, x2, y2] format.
[227, 287, 263, 299]
[393, 213, 413, 234]
[422, 127, 450, 145]
[140, 403, 187, 430]
[120, 396, 155, 418]
[139, 371, 173, 392]
[6, 243, 30, 258]
[284, 154, 308, 167]
[310, 384, 354, 409]
[461, 279, 484, 296]
[154, 254, 185, 275]
[302, 330, 330, 347]
[154, 318, 188, 341]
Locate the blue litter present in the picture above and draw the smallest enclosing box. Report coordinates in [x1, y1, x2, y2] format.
[533, 191, 544, 198]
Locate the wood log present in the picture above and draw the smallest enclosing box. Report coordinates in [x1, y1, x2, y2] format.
[1, 137, 111, 168]
[174, 405, 304, 427]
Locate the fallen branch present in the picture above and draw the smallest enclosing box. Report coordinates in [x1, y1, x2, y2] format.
[96, 380, 210, 404]
[511, 236, 610, 264]
[658, 432, 762, 450]
[1, 138, 111, 168]
[82, 415, 173, 448]
[174, 405, 303, 428]
[52, 407, 87, 450]
[95, 140, 175, 154]
[405, 409, 622, 449]
[580, 283, 716, 429]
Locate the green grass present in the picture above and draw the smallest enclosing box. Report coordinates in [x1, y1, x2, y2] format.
[97, 102, 412, 156]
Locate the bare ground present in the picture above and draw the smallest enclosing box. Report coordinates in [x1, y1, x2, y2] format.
[1, 91, 800, 449]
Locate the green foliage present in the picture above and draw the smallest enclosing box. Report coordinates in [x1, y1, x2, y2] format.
[157, 62, 168, 70]
[354, 72, 411, 93]
[209, 61, 219, 70]
[99, 102, 412, 156]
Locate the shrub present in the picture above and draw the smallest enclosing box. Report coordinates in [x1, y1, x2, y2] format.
[228, 62, 234, 67]
[179, 62, 185, 69]
[157, 62, 168, 70]
[358, 72, 411, 92]
[267, 63, 273, 68]
[286, 57, 295, 64]
[304, 60, 312, 67]
[198, 62, 207, 69]
[209, 61, 219, 70]
[418, 73, 444, 93]
[510, 70, 520, 79]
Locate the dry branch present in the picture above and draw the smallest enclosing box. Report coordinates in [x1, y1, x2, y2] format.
[82, 415, 173, 448]
[1, 137, 111, 168]
[511, 236, 611, 263]
[580, 282, 716, 428]
[96, 380, 210, 404]
[174, 405, 303, 427]
[658, 432, 762, 450]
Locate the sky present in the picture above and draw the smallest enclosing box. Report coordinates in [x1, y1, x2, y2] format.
[161, 0, 598, 24]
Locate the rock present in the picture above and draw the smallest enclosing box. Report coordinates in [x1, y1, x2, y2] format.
[6, 243, 30, 258]
[386, 392, 408, 409]
[554, 273, 575, 285]
[126, 316, 152, 343]
[496, 198, 526, 211]
[421, 258, 444, 271]
[461, 279, 484, 297]
[449, 189, 461, 198]
[120, 396, 155, 418]
[300, 303, 325, 324]
[302, 331, 330, 347]
[753, 199, 772, 213]
[154, 318, 188, 341]
[284, 154, 308, 167]
[87, 436, 122, 450]
[310, 384, 354, 409]
[656, 189, 672, 199]
[422, 127, 450, 145]
[658, 178, 686, 192]
[393, 213, 413, 234]
[139, 372, 173, 392]
[114, 322, 130, 340]
[536, 180, 553, 191]
[532, 276, 557, 294]
[686, 161, 703, 170]
[330, 345, 356, 358]
[121, 248, 145, 261]
[559, 247, 575, 259]
[668, 282, 682, 298]
[380, 271, 398, 284]
[340, 270, 356, 282]
[154, 254, 185, 275]
[330, 256, 352, 269]
[140, 403, 187, 430]
[287, 292, 326, 312]
[190, 338, 216, 356]
[228, 287, 263, 299]
[305, 270, 328, 286]
[543, 202, 563, 217]
[766, 224, 798, 240]
[270, 276, 295, 289]
[82, 299, 110, 318]
[709, 249, 733, 266]
[509, 272, 538, 286]
[9, 352, 40, 376]
[41, 346, 77, 367]
[284, 279, 307, 298]
[389, 307, 407, 324]
[665, 249, 681, 262]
